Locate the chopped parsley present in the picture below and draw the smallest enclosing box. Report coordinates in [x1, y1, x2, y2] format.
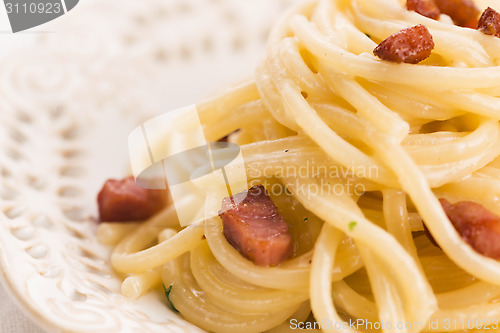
[348, 221, 357, 231]
[304, 217, 309, 222]
[164, 285, 179, 313]
[365, 33, 371, 38]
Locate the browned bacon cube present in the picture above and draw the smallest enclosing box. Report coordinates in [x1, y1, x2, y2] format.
[406, 0, 441, 20]
[219, 185, 293, 266]
[440, 198, 500, 259]
[97, 176, 167, 222]
[434, 0, 480, 28]
[373, 25, 434, 64]
[478, 7, 500, 38]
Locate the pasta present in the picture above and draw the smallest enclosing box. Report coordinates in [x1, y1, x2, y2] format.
[97, 0, 500, 332]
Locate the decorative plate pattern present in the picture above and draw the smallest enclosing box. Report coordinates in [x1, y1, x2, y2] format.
[0, 0, 298, 331]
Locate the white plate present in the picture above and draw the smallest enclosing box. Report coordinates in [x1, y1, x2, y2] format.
[0, 0, 298, 331]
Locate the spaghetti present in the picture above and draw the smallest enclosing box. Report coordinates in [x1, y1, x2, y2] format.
[98, 0, 500, 332]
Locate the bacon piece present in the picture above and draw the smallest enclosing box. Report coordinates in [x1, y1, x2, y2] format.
[478, 7, 500, 37]
[97, 176, 167, 222]
[373, 25, 434, 64]
[434, 0, 480, 28]
[218, 185, 292, 266]
[440, 198, 500, 259]
[406, 0, 441, 20]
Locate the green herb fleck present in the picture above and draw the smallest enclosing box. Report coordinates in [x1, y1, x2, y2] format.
[365, 33, 371, 38]
[304, 217, 309, 222]
[348, 221, 357, 232]
[164, 285, 179, 313]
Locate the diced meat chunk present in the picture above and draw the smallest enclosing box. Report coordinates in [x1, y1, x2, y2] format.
[373, 25, 434, 64]
[434, 0, 480, 28]
[406, 0, 441, 20]
[478, 7, 500, 37]
[97, 176, 167, 222]
[218, 185, 293, 266]
[440, 198, 500, 259]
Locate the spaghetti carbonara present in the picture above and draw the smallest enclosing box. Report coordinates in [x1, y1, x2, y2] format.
[97, 0, 500, 332]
